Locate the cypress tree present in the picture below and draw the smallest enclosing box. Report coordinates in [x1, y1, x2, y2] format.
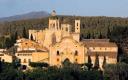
[102, 56, 106, 69]
[94, 53, 99, 70]
[86, 55, 93, 70]
[92, 32, 95, 39]
[99, 31, 103, 39]
[107, 27, 111, 38]
[14, 31, 18, 43]
[23, 27, 28, 38]
[5, 37, 12, 49]
[87, 32, 91, 39]
[0, 59, 2, 73]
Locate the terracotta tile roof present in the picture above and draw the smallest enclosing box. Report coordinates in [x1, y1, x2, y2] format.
[82, 39, 117, 47]
[84, 42, 117, 47]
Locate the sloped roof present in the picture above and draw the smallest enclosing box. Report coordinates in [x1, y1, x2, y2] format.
[82, 39, 117, 47]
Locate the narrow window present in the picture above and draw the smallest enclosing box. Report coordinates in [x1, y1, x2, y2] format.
[77, 23, 79, 26]
[75, 50, 78, 56]
[75, 59, 78, 62]
[25, 43, 28, 45]
[53, 23, 55, 29]
[57, 50, 60, 56]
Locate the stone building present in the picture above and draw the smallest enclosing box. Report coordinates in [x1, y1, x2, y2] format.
[14, 10, 118, 69]
[0, 49, 13, 63]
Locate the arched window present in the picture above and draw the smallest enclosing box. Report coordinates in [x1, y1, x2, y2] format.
[66, 27, 68, 31]
[77, 23, 79, 26]
[53, 23, 55, 29]
[57, 50, 60, 56]
[23, 59, 27, 63]
[53, 23, 55, 27]
[75, 50, 78, 56]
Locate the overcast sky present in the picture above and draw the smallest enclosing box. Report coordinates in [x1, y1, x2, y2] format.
[0, 0, 128, 18]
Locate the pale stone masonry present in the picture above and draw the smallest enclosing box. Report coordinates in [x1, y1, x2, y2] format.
[3, 10, 118, 69]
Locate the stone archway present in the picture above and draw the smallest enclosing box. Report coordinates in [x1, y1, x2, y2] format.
[62, 58, 71, 67]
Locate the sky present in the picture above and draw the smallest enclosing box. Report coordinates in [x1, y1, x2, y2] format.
[0, 0, 128, 18]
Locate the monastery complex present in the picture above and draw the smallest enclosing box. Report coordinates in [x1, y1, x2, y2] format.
[0, 11, 118, 69]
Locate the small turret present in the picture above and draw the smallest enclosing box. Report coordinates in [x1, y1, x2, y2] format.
[51, 10, 56, 16]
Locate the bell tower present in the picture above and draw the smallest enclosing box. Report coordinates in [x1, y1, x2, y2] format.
[75, 20, 80, 33]
[49, 10, 60, 30]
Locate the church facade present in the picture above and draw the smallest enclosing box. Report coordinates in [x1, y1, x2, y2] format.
[14, 11, 118, 69]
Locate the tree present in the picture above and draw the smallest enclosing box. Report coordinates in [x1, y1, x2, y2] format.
[29, 62, 49, 68]
[5, 37, 12, 49]
[87, 32, 91, 39]
[99, 31, 103, 39]
[85, 55, 93, 70]
[14, 31, 18, 43]
[0, 62, 24, 80]
[94, 53, 99, 70]
[120, 54, 128, 64]
[102, 56, 106, 69]
[12, 59, 21, 69]
[0, 59, 2, 73]
[22, 27, 28, 38]
[104, 63, 128, 80]
[92, 32, 95, 39]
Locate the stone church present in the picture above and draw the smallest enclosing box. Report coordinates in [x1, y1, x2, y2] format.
[14, 10, 118, 69]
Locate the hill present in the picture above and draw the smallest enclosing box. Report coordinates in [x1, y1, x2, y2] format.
[0, 11, 50, 22]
